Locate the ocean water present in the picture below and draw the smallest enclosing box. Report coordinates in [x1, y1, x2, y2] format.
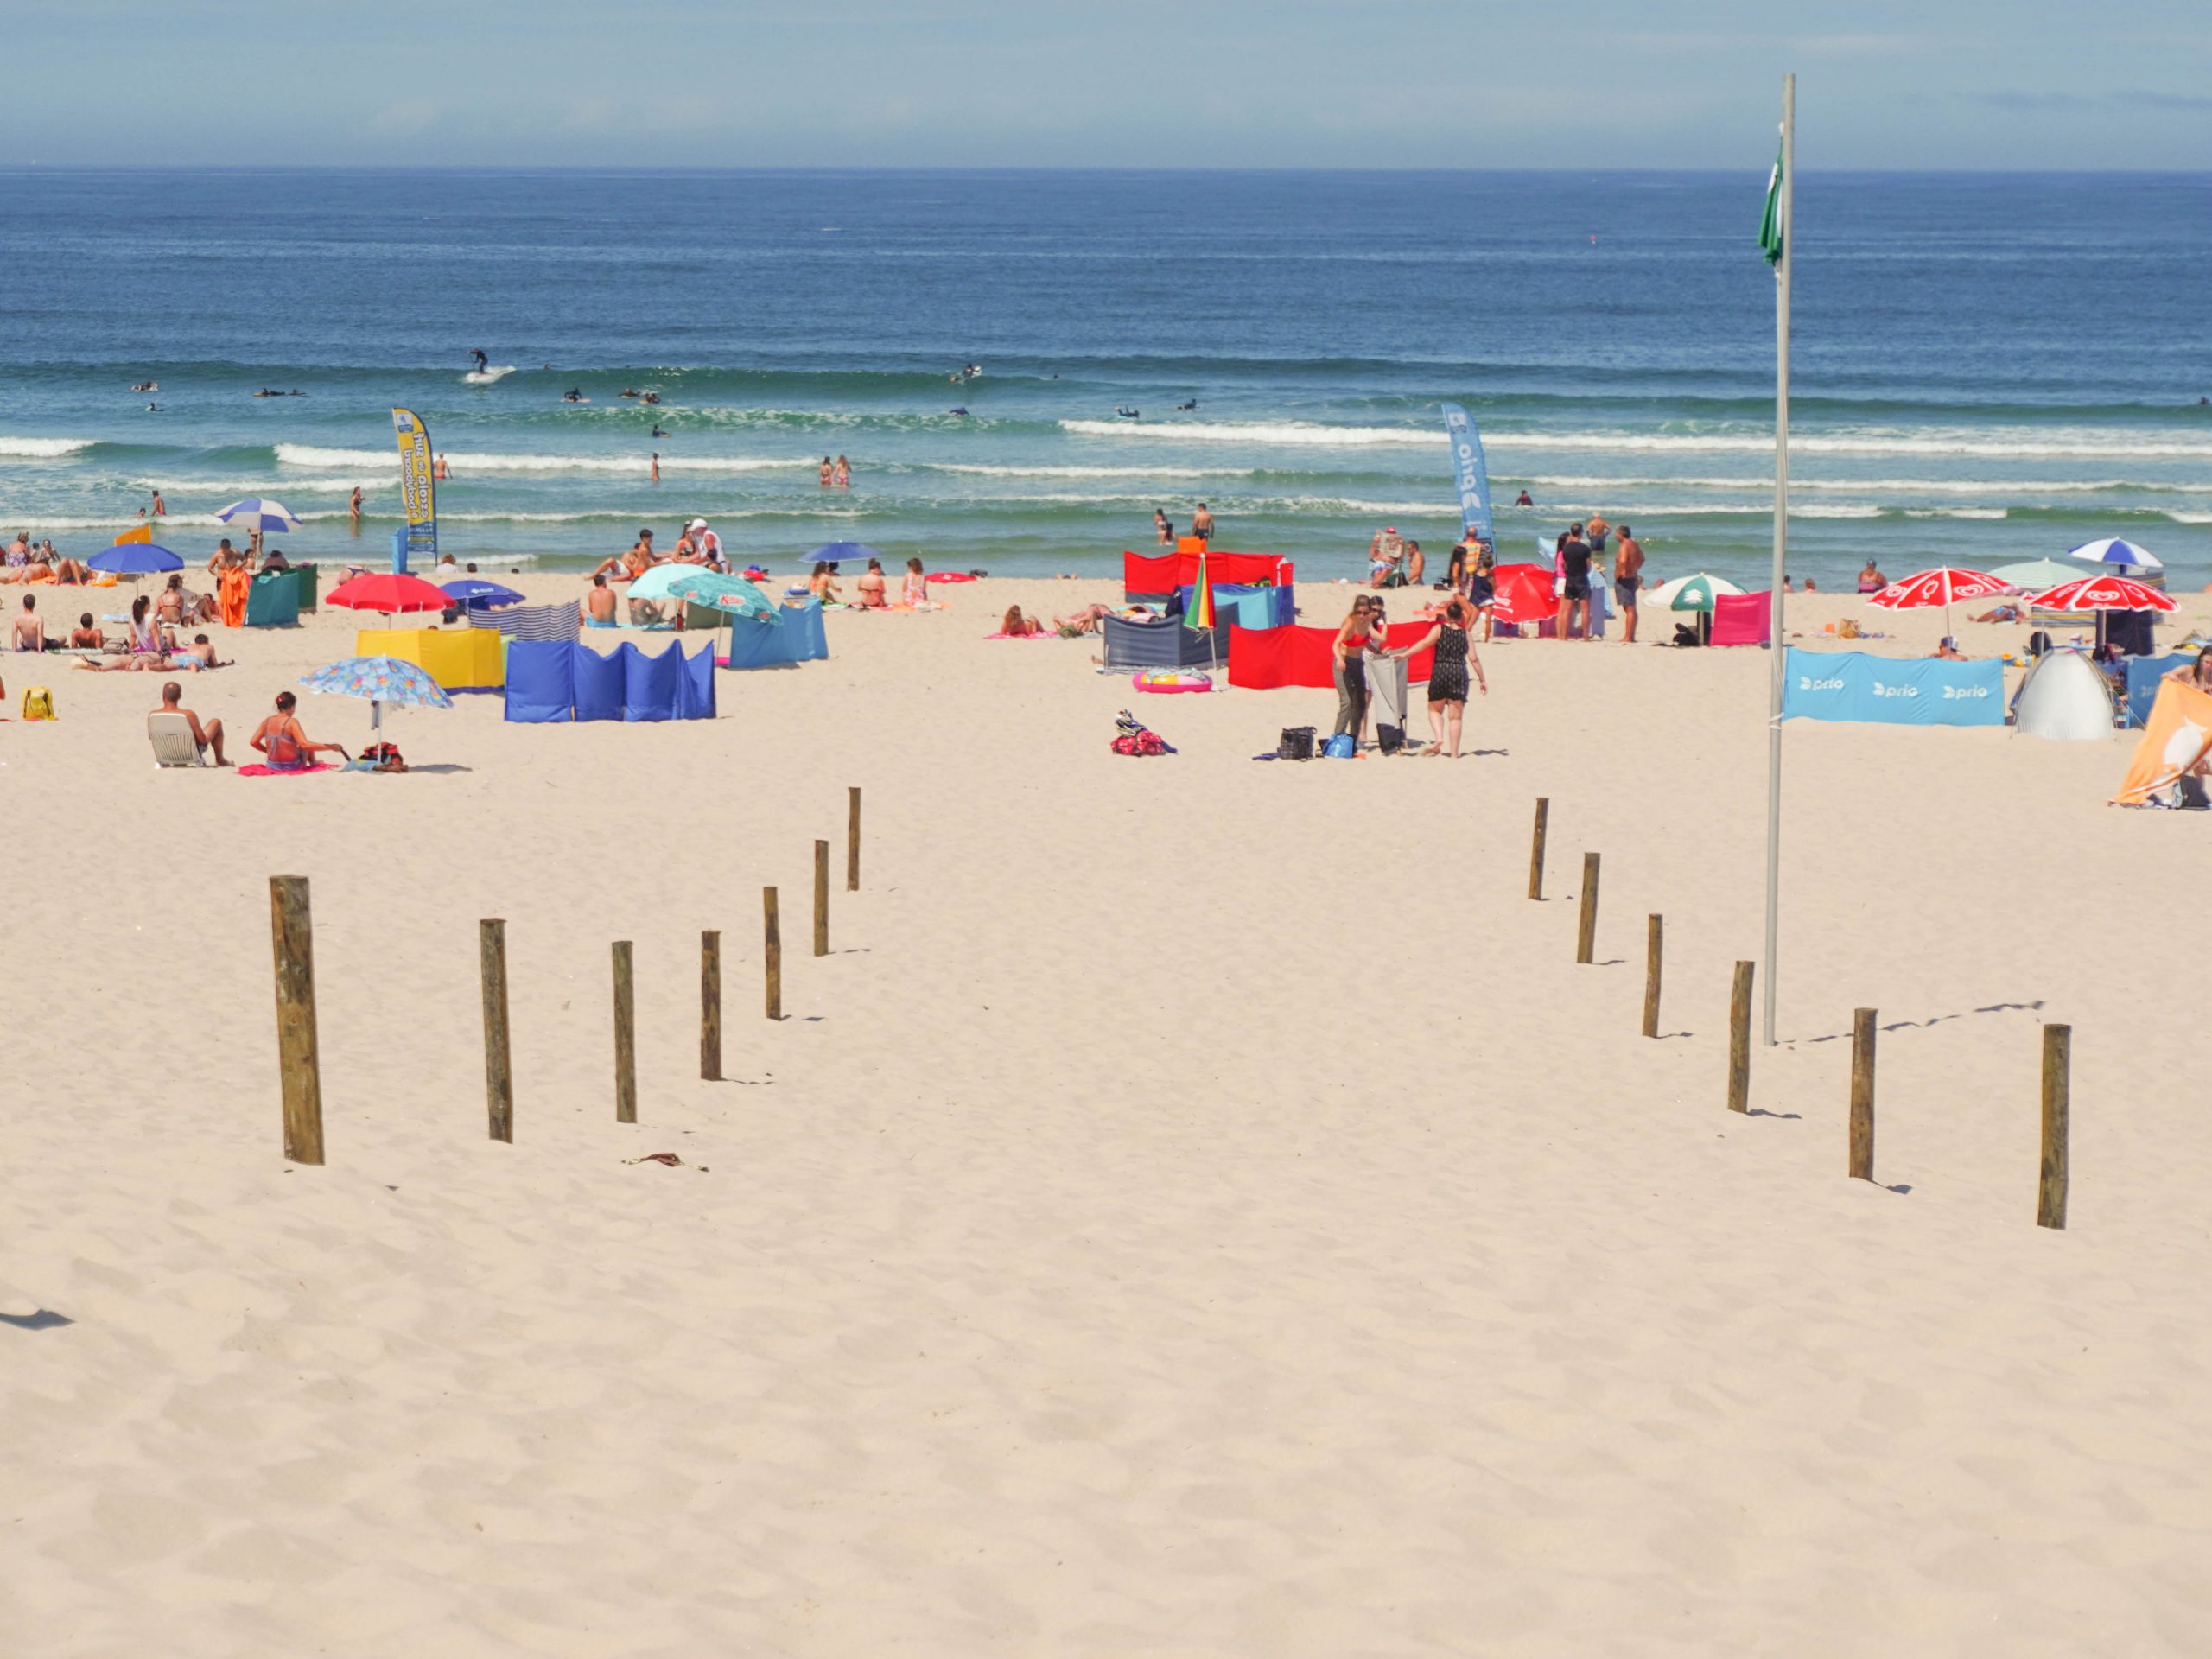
[3, 168, 2209, 588]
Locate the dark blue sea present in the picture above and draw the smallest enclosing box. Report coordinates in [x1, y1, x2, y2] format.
[2, 168, 2209, 587]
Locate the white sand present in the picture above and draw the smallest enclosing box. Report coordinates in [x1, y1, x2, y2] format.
[4, 573, 2211, 1656]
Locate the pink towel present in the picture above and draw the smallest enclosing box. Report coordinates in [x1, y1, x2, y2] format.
[237, 763, 334, 778]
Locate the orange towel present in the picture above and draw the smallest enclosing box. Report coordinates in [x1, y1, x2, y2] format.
[219, 568, 250, 628]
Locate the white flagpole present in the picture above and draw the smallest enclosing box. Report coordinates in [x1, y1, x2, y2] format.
[1762, 73, 1794, 1047]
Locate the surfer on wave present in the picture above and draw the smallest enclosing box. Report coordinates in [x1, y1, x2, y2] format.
[470, 349, 489, 374]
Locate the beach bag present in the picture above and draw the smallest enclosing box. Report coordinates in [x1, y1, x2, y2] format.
[1376, 723, 1405, 754]
[1277, 726, 1315, 760]
[1323, 734, 1357, 759]
[22, 686, 54, 721]
[1672, 623, 1700, 649]
[1110, 731, 1166, 757]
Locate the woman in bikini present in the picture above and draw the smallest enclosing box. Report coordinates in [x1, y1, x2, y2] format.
[1332, 596, 1378, 742]
[999, 605, 1046, 638]
[1858, 559, 1887, 594]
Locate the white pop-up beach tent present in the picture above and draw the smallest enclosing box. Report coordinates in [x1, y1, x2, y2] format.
[2013, 649, 2116, 741]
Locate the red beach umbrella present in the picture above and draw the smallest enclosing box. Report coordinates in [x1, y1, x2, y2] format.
[2028, 574, 2176, 614]
[326, 572, 453, 615]
[1866, 565, 2010, 639]
[1487, 563, 1559, 626]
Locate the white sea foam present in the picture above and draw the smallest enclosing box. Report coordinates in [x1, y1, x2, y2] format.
[932, 462, 1243, 480]
[1904, 507, 2009, 520]
[0, 436, 96, 459]
[276, 444, 812, 474]
[1061, 419, 1434, 447]
[1518, 473, 2202, 497]
[2165, 511, 2212, 524]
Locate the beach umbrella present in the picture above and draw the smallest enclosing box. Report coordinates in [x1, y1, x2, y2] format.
[299, 653, 454, 747]
[112, 523, 154, 545]
[327, 571, 451, 616]
[437, 577, 523, 608]
[1649, 572, 1747, 613]
[804, 541, 882, 567]
[663, 568, 780, 622]
[88, 543, 183, 576]
[2069, 537, 2161, 572]
[623, 563, 700, 602]
[1866, 565, 2007, 639]
[1487, 563, 1558, 626]
[2030, 575, 2176, 614]
[218, 498, 304, 534]
[1990, 557, 2082, 593]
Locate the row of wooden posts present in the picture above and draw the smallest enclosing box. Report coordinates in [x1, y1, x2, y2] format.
[1529, 796, 2069, 1230]
[272, 788, 865, 1166]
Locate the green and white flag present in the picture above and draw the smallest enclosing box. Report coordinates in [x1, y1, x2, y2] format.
[1758, 143, 1784, 265]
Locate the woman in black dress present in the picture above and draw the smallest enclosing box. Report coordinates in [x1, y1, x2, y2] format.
[1390, 595, 1487, 758]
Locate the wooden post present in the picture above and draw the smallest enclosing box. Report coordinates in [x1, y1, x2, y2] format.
[700, 929, 722, 1082]
[269, 875, 325, 1166]
[763, 887, 782, 1020]
[480, 918, 513, 1143]
[2038, 1024, 2070, 1230]
[612, 940, 637, 1125]
[847, 785, 861, 892]
[1642, 915, 1663, 1039]
[1575, 852, 1600, 964]
[1527, 798, 1549, 900]
[813, 839, 830, 957]
[1848, 1007, 1876, 1181]
[1726, 960, 1754, 1114]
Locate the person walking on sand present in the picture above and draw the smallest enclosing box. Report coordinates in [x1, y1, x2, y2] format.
[1612, 523, 1644, 644]
[156, 680, 228, 765]
[1389, 594, 1487, 758]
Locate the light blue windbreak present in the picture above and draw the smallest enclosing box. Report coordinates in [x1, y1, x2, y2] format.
[1440, 403, 1494, 541]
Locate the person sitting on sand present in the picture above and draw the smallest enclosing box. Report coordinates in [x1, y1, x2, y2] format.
[67, 613, 104, 650]
[2164, 645, 2212, 696]
[156, 680, 229, 766]
[584, 572, 619, 626]
[1931, 636, 1966, 660]
[1858, 559, 1886, 594]
[998, 605, 1046, 638]
[251, 690, 347, 770]
[899, 557, 939, 611]
[13, 594, 48, 652]
[1054, 602, 1112, 636]
[156, 572, 219, 627]
[808, 562, 843, 606]
[855, 558, 888, 608]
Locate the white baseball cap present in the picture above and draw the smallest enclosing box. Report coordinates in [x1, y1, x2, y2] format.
[686, 518, 708, 531]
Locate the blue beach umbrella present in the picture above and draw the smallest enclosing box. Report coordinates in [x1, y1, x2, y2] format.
[437, 577, 523, 607]
[88, 543, 184, 575]
[218, 498, 304, 536]
[803, 541, 882, 567]
[300, 653, 454, 745]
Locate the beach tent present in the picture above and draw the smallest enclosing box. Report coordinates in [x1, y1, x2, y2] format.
[2113, 679, 2212, 804]
[1227, 622, 1435, 690]
[704, 598, 829, 669]
[1709, 592, 1772, 646]
[356, 626, 505, 692]
[1123, 550, 1292, 601]
[2012, 649, 2115, 740]
[1102, 614, 1229, 670]
[2124, 653, 2195, 728]
[504, 639, 716, 722]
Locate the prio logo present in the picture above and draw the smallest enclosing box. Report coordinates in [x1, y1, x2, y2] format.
[1798, 676, 1845, 692]
[1872, 682, 1919, 698]
[1942, 683, 1990, 699]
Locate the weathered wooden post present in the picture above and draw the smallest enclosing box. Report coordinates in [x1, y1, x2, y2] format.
[1575, 853, 1600, 964]
[1727, 961, 1754, 1114]
[847, 786, 861, 892]
[700, 929, 722, 1082]
[1527, 798, 1549, 900]
[814, 839, 830, 957]
[612, 941, 637, 1125]
[763, 887, 783, 1020]
[480, 918, 513, 1143]
[1848, 1007, 1877, 1181]
[270, 875, 325, 1166]
[1642, 915, 1663, 1039]
[2038, 1025, 2070, 1230]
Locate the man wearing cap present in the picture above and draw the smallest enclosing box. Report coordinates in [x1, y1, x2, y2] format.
[688, 518, 725, 572]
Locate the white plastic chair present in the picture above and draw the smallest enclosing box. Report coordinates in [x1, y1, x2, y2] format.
[148, 710, 207, 768]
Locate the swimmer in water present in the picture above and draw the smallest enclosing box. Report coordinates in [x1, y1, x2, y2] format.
[470, 348, 489, 373]
[949, 406, 969, 417]
[1115, 406, 1140, 420]
[145, 403, 162, 413]
[1176, 399, 1198, 410]
[650, 423, 667, 439]
[563, 388, 584, 403]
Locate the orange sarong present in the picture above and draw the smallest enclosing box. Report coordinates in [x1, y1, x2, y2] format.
[219, 567, 250, 628]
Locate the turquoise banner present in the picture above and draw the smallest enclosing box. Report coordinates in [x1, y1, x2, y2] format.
[1780, 648, 2004, 727]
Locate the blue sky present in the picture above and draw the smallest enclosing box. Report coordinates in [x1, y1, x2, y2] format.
[7, 0, 2210, 168]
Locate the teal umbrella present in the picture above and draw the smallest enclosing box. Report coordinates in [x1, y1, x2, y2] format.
[664, 569, 781, 624]
[1990, 558, 2080, 592]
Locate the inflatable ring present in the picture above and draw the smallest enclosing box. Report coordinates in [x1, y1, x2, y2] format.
[1133, 670, 1212, 694]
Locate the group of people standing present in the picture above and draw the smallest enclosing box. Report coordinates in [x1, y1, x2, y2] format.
[1330, 591, 1489, 759]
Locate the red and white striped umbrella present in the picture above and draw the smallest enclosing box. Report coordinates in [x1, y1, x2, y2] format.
[2028, 574, 2176, 613]
[1865, 567, 2010, 612]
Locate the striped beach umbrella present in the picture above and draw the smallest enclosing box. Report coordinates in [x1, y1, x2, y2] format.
[2069, 537, 2161, 572]
[2029, 575, 2176, 614]
[217, 497, 304, 535]
[1649, 572, 1747, 613]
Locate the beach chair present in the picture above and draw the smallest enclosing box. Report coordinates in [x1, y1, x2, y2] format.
[148, 710, 207, 768]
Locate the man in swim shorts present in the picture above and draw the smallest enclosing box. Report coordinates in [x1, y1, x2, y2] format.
[1557, 524, 1592, 640]
[585, 573, 618, 626]
[1612, 524, 1644, 644]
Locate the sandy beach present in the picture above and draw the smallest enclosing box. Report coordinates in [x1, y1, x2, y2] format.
[5, 574, 2212, 1656]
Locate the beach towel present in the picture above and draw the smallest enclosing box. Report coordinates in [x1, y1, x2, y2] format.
[218, 567, 251, 629]
[237, 763, 334, 778]
[2114, 680, 2212, 805]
